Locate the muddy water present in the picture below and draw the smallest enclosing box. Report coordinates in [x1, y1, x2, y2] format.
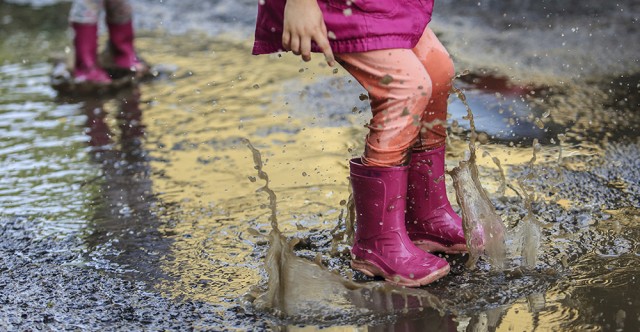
[244, 139, 449, 322]
[448, 83, 507, 270]
[1, 0, 640, 331]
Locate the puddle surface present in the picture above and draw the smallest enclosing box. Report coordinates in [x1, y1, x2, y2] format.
[1, 1, 639, 330]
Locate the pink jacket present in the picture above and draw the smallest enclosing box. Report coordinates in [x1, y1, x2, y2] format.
[253, 0, 434, 55]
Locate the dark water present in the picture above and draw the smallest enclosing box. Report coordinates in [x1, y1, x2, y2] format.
[1, 0, 639, 330]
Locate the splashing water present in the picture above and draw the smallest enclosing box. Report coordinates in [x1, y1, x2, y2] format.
[448, 83, 507, 270]
[329, 192, 355, 256]
[243, 139, 446, 322]
[449, 148, 507, 270]
[511, 140, 542, 267]
[491, 155, 507, 198]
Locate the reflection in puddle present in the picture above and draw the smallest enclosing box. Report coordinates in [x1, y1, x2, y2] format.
[66, 87, 174, 279]
[449, 73, 559, 145]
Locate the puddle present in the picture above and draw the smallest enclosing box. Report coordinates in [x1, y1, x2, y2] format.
[1, 1, 639, 331]
[449, 73, 560, 145]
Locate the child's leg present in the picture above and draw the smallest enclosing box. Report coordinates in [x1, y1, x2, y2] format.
[104, 0, 133, 24]
[411, 27, 456, 151]
[69, 0, 111, 83]
[404, 27, 467, 254]
[338, 50, 450, 287]
[104, 0, 148, 74]
[69, 0, 104, 24]
[337, 50, 432, 167]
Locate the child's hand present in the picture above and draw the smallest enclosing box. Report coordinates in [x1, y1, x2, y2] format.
[282, 0, 335, 67]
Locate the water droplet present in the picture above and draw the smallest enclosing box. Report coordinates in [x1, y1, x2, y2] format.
[380, 74, 393, 85]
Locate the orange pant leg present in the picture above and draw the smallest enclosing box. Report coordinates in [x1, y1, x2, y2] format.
[337, 49, 432, 167]
[412, 27, 455, 151]
[337, 27, 455, 166]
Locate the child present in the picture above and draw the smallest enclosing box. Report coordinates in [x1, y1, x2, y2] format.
[69, 0, 148, 84]
[253, 0, 465, 287]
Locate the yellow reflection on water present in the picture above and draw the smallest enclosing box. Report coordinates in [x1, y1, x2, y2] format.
[137, 34, 352, 303]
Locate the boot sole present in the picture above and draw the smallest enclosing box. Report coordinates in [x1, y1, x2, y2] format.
[351, 259, 450, 287]
[413, 240, 468, 254]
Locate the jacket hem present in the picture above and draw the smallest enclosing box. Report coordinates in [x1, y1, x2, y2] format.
[252, 34, 421, 55]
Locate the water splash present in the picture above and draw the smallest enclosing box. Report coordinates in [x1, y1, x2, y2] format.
[244, 139, 279, 232]
[514, 190, 541, 268]
[329, 192, 355, 256]
[448, 81, 507, 270]
[512, 140, 542, 267]
[244, 139, 446, 321]
[491, 155, 507, 198]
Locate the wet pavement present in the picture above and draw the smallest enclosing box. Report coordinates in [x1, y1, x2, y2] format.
[1, 0, 639, 331]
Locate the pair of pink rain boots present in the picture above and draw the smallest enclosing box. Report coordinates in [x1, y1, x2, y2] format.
[72, 22, 146, 85]
[350, 145, 466, 287]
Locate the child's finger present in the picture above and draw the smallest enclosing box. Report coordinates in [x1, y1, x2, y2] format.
[317, 21, 335, 66]
[300, 36, 312, 62]
[282, 31, 292, 51]
[290, 36, 301, 55]
[314, 32, 335, 67]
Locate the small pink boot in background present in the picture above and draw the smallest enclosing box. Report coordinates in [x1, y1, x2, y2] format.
[72, 23, 112, 85]
[106, 21, 149, 77]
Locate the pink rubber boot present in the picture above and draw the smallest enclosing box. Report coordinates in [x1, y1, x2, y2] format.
[406, 146, 468, 254]
[107, 21, 149, 75]
[72, 23, 112, 84]
[350, 158, 450, 287]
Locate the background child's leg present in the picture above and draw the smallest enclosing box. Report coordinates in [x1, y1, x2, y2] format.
[69, 0, 104, 24]
[104, 0, 148, 74]
[69, 0, 111, 83]
[337, 50, 433, 167]
[105, 0, 133, 24]
[411, 27, 456, 151]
